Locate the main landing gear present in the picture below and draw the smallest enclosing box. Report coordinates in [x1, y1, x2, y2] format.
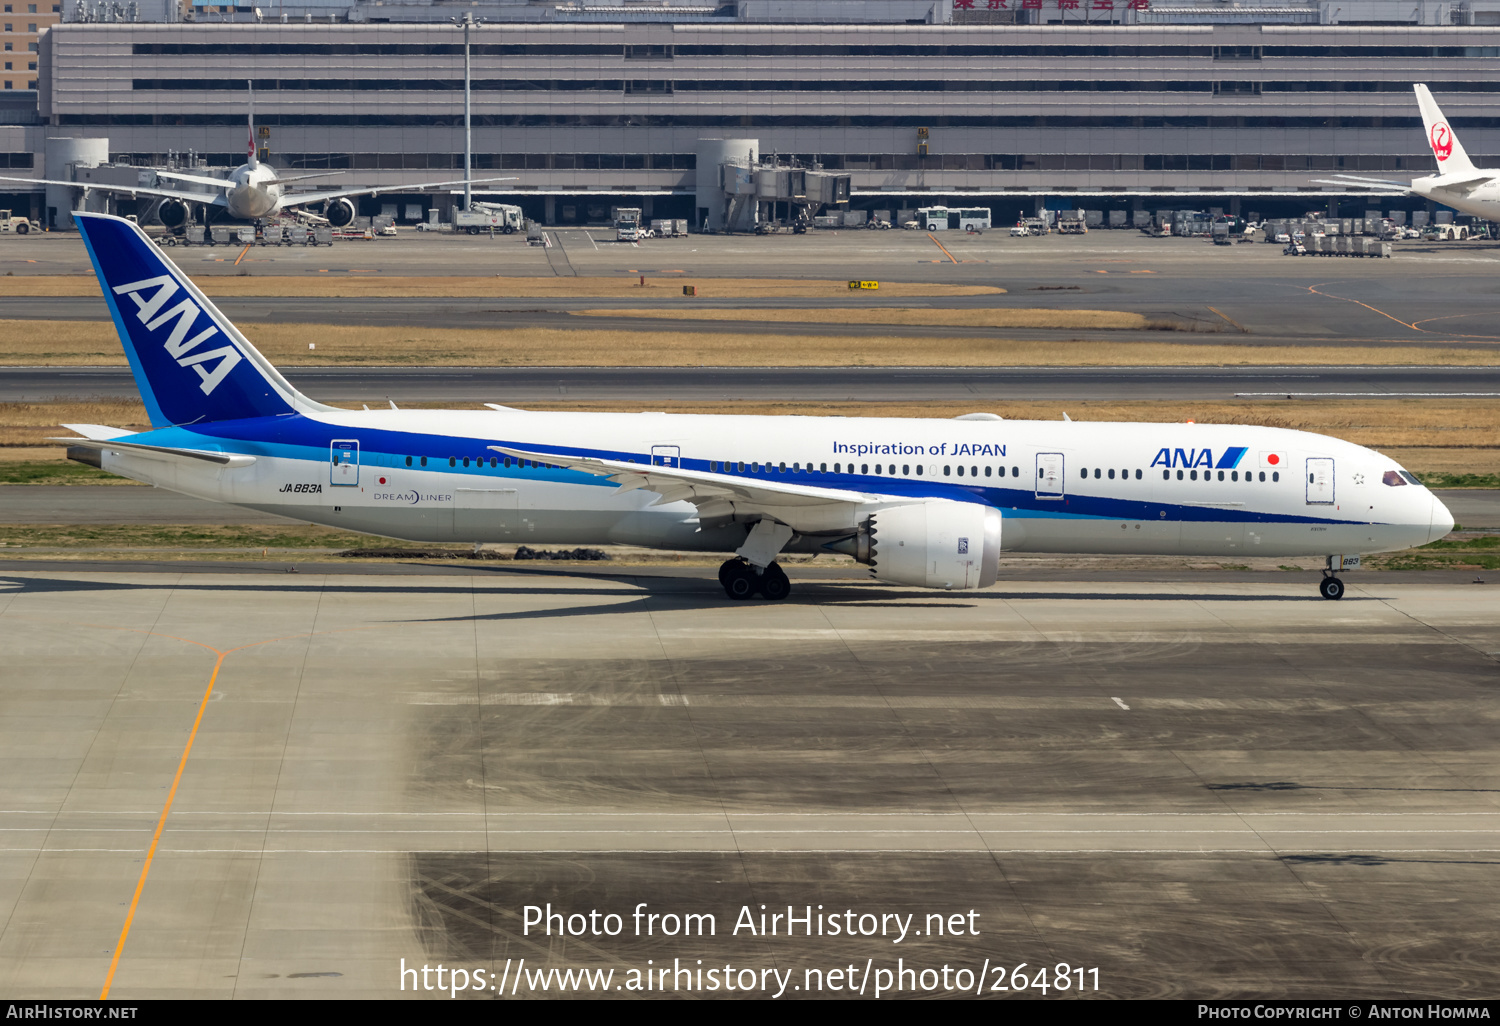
[1319, 572, 1346, 601]
[719, 558, 791, 601]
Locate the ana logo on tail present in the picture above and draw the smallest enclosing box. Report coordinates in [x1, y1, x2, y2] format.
[1431, 122, 1454, 161]
[112, 275, 244, 394]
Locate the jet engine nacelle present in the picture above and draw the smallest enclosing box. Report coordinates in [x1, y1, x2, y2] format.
[831, 500, 1001, 590]
[325, 198, 357, 228]
[157, 199, 191, 230]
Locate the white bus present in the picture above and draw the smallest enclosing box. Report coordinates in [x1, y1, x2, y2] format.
[916, 206, 991, 231]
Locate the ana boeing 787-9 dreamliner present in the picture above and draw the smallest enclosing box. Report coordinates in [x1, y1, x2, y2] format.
[57, 212, 1453, 601]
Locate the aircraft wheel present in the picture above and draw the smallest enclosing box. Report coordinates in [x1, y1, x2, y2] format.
[723, 566, 759, 601]
[759, 563, 791, 601]
[1319, 576, 1345, 601]
[718, 558, 746, 588]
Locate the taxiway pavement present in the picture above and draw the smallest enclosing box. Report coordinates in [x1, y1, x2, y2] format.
[8, 230, 1500, 347]
[0, 565, 1496, 998]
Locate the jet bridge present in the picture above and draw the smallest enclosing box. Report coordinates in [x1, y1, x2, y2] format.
[694, 138, 851, 232]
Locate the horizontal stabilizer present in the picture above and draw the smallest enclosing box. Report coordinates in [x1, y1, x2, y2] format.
[1429, 171, 1496, 191]
[59, 422, 135, 440]
[52, 435, 257, 468]
[154, 170, 236, 190]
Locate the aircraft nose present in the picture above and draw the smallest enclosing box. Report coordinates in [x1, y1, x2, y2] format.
[1429, 493, 1455, 543]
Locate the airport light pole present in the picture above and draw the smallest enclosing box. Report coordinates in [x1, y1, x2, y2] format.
[452, 12, 482, 212]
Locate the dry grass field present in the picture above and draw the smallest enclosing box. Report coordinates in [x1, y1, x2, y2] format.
[574, 307, 1155, 330]
[0, 275, 1004, 300]
[3, 318, 1496, 368]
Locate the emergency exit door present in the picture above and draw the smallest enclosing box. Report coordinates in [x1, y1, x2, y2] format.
[1306, 457, 1334, 504]
[1035, 453, 1065, 499]
[652, 445, 681, 468]
[330, 440, 359, 486]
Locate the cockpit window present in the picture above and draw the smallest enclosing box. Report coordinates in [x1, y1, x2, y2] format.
[1382, 470, 1406, 487]
[1399, 471, 1421, 486]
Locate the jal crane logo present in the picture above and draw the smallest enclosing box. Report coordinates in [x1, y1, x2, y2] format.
[112, 275, 244, 395]
[1431, 122, 1454, 162]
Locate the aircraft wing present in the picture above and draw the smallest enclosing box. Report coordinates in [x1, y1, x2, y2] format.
[1308, 176, 1410, 190]
[491, 444, 897, 535]
[280, 175, 520, 208]
[0, 174, 227, 207]
[1313, 174, 1413, 190]
[52, 435, 257, 468]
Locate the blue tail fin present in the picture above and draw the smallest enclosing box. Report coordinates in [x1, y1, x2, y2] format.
[74, 212, 323, 427]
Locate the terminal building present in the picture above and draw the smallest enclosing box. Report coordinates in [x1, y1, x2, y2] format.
[9, 0, 1500, 226]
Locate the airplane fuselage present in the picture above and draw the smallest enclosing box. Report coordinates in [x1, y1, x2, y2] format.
[93, 410, 1450, 559]
[222, 163, 285, 221]
[1410, 174, 1500, 222]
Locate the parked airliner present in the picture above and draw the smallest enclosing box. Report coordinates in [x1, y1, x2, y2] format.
[1316, 84, 1500, 221]
[2, 85, 513, 230]
[59, 212, 1452, 601]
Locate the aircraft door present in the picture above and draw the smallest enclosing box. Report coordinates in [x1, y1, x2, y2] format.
[1306, 457, 1335, 504]
[1035, 452, 1065, 499]
[330, 440, 359, 486]
[652, 445, 681, 468]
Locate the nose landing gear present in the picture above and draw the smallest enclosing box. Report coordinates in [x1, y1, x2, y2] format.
[719, 558, 791, 601]
[1319, 573, 1346, 600]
